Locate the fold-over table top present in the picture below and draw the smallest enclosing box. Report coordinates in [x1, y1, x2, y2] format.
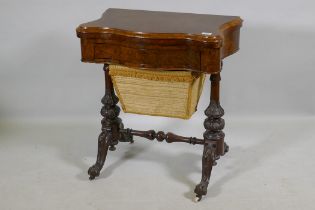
[77, 8, 242, 42]
[76, 8, 243, 73]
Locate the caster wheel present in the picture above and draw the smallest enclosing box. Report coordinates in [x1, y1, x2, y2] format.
[224, 143, 229, 154]
[88, 164, 101, 180]
[194, 195, 202, 202]
[109, 145, 116, 151]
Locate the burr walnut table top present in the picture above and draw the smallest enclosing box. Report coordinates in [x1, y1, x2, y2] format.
[76, 8, 242, 73]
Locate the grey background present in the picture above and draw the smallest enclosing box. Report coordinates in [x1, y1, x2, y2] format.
[0, 0, 314, 121]
[1, 1, 315, 209]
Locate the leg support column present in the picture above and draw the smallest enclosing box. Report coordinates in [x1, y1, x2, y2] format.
[88, 64, 122, 180]
[194, 73, 226, 201]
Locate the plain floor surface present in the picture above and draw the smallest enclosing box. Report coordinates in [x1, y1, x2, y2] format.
[0, 116, 314, 210]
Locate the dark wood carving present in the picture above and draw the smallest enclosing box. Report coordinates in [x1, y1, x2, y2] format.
[120, 129, 205, 145]
[77, 8, 242, 202]
[194, 73, 226, 201]
[87, 64, 123, 179]
[194, 141, 217, 201]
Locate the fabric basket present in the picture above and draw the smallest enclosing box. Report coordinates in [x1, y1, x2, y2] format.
[109, 65, 205, 119]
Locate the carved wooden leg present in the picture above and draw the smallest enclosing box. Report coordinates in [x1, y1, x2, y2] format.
[88, 64, 122, 180]
[194, 73, 225, 201]
[88, 130, 111, 179]
[194, 140, 216, 201]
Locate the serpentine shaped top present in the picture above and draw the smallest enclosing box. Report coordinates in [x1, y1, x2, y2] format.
[77, 8, 242, 45]
[76, 8, 242, 72]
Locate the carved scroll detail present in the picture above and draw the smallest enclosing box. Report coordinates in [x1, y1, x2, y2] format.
[88, 64, 123, 180]
[194, 73, 227, 201]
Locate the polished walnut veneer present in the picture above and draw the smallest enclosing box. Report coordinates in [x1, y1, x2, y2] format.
[76, 8, 242, 202]
[77, 8, 242, 73]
